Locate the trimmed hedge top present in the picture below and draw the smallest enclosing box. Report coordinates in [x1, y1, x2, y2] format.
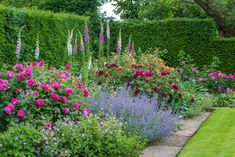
[0, 5, 86, 67]
[110, 19, 234, 73]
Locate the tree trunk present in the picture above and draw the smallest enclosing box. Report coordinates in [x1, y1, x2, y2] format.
[194, 0, 235, 37]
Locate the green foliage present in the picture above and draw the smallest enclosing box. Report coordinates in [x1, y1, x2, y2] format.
[0, 5, 86, 67]
[110, 19, 235, 73]
[40, 116, 145, 156]
[0, 123, 40, 156]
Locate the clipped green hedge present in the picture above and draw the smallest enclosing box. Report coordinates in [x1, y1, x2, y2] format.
[0, 5, 86, 67]
[110, 19, 235, 73]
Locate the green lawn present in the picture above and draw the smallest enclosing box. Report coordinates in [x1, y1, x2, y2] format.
[178, 109, 235, 157]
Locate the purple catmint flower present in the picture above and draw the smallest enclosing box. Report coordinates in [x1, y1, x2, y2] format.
[84, 18, 90, 43]
[116, 29, 122, 54]
[99, 21, 104, 44]
[126, 35, 132, 53]
[106, 21, 110, 40]
[131, 41, 135, 56]
[16, 26, 24, 59]
[89, 89, 178, 142]
[79, 32, 85, 53]
[73, 36, 78, 54]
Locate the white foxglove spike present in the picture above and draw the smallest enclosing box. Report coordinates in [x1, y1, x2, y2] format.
[16, 26, 25, 59]
[35, 32, 40, 60]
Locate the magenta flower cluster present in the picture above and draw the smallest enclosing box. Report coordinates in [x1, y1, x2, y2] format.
[210, 71, 235, 80]
[0, 61, 90, 121]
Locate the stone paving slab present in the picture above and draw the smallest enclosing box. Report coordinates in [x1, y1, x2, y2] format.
[141, 146, 181, 157]
[141, 112, 212, 157]
[149, 135, 190, 147]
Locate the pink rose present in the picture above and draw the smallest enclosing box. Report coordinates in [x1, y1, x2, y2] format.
[36, 98, 44, 107]
[50, 93, 57, 99]
[53, 82, 61, 89]
[82, 108, 90, 116]
[31, 61, 38, 67]
[14, 63, 23, 71]
[7, 71, 14, 78]
[77, 81, 83, 89]
[50, 67, 56, 71]
[65, 64, 71, 70]
[55, 95, 61, 101]
[63, 107, 70, 114]
[24, 67, 33, 76]
[11, 98, 20, 105]
[17, 110, 26, 118]
[45, 122, 52, 129]
[66, 88, 74, 96]
[61, 96, 68, 103]
[73, 103, 80, 110]
[43, 84, 52, 91]
[31, 91, 39, 96]
[4, 104, 15, 114]
[83, 87, 89, 97]
[26, 79, 35, 87]
[39, 61, 45, 66]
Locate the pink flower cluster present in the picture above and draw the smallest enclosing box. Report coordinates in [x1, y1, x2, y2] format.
[0, 79, 9, 91]
[210, 71, 235, 80]
[133, 71, 153, 77]
[1, 61, 90, 121]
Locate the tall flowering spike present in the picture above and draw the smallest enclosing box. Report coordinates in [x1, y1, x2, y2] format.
[126, 35, 132, 53]
[131, 41, 135, 56]
[88, 55, 92, 70]
[73, 34, 78, 54]
[79, 31, 85, 53]
[106, 21, 110, 40]
[116, 29, 122, 54]
[84, 18, 90, 43]
[67, 29, 73, 56]
[35, 32, 40, 60]
[16, 26, 25, 59]
[99, 20, 104, 44]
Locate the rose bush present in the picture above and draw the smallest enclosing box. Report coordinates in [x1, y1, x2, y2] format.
[0, 61, 90, 129]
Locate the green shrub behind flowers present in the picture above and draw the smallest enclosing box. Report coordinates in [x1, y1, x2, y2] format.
[0, 61, 90, 130]
[0, 115, 145, 156]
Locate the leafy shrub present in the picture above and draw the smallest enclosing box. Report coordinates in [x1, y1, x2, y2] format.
[90, 89, 178, 142]
[39, 115, 145, 157]
[0, 123, 40, 156]
[0, 61, 90, 129]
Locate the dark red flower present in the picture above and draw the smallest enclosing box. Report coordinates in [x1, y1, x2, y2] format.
[152, 87, 158, 93]
[178, 92, 182, 98]
[134, 87, 140, 95]
[161, 92, 167, 97]
[191, 96, 195, 103]
[171, 84, 179, 90]
[161, 68, 170, 76]
[96, 70, 104, 75]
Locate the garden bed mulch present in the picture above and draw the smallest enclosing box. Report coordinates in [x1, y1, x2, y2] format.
[141, 112, 212, 157]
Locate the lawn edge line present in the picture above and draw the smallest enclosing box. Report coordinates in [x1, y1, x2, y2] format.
[176, 110, 215, 157]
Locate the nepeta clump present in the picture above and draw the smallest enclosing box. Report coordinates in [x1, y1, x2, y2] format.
[90, 89, 178, 142]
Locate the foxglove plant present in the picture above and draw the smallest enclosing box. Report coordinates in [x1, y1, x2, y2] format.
[34, 32, 40, 60]
[84, 18, 90, 44]
[106, 21, 110, 58]
[16, 26, 25, 59]
[79, 32, 85, 53]
[116, 29, 122, 54]
[99, 21, 104, 61]
[73, 35, 78, 54]
[67, 29, 73, 56]
[131, 41, 135, 56]
[90, 89, 178, 142]
[126, 35, 132, 53]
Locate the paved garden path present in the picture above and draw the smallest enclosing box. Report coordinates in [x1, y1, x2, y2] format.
[141, 112, 211, 157]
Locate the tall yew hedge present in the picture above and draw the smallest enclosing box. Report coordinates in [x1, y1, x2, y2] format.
[0, 5, 86, 67]
[110, 19, 235, 73]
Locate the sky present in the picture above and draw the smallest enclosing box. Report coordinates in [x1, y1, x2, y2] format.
[100, 2, 120, 20]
